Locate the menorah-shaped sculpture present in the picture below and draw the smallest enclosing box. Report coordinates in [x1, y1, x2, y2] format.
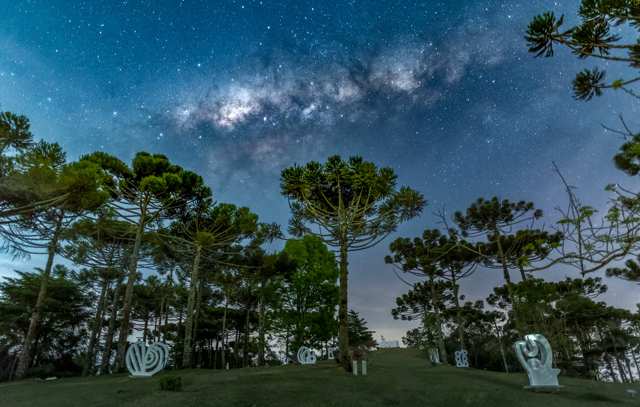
[297, 346, 317, 365]
[125, 341, 170, 378]
[454, 349, 469, 368]
[514, 334, 561, 390]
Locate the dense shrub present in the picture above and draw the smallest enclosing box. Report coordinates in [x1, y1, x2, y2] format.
[159, 375, 182, 392]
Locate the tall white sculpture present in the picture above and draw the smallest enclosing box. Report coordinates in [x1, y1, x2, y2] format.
[514, 334, 561, 390]
[327, 347, 337, 359]
[429, 348, 441, 365]
[297, 346, 317, 365]
[125, 341, 170, 377]
[454, 349, 469, 368]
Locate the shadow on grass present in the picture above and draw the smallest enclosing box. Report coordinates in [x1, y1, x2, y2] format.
[577, 392, 624, 404]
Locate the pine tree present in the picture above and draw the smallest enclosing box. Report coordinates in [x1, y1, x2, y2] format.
[281, 155, 424, 370]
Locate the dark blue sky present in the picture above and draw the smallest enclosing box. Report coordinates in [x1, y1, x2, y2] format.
[1, 0, 639, 339]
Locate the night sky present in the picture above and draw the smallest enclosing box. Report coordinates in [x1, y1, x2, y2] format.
[1, 0, 639, 340]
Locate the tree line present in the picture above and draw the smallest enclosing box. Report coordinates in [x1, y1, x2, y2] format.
[3, 0, 640, 383]
[388, 0, 640, 383]
[0, 116, 413, 380]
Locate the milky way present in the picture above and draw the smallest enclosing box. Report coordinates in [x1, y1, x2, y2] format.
[1, 0, 639, 340]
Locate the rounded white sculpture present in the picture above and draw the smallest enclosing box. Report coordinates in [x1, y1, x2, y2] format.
[514, 334, 561, 389]
[327, 347, 337, 360]
[125, 341, 170, 377]
[454, 349, 469, 368]
[297, 346, 317, 365]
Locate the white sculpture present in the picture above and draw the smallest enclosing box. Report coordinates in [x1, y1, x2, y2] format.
[327, 347, 337, 359]
[454, 349, 469, 368]
[352, 359, 368, 376]
[514, 334, 561, 390]
[297, 346, 317, 365]
[125, 341, 170, 377]
[429, 348, 441, 364]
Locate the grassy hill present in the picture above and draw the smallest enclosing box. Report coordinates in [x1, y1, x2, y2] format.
[1, 349, 637, 407]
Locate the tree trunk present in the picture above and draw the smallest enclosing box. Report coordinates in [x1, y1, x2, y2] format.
[428, 275, 448, 364]
[284, 327, 290, 364]
[624, 354, 634, 382]
[632, 348, 640, 382]
[142, 317, 149, 343]
[234, 329, 240, 368]
[338, 241, 351, 371]
[15, 213, 63, 379]
[115, 204, 147, 371]
[100, 281, 121, 375]
[451, 272, 465, 350]
[243, 307, 250, 367]
[257, 279, 266, 366]
[616, 355, 629, 383]
[214, 338, 219, 369]
[192, 278, 204, 362]
[494, 231, 520, 334]
[83, 278, 111, 376]
[182, 244, 202, 368]
[494, 319, 509, 373]
[604, 353, 619, 383]
[518, 265, 527, 281]
[221, 297, 228, 369]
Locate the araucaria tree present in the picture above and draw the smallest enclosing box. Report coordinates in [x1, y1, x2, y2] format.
[526, 1, 640, 101]
[391, 280, 453, 362]
[7, 143, 109, 379]
[386, 228, 479, 361]
[453, 198, 559, 332]
[280, 155, 425, 370]
[166, 202, 261, 368]
[82, 151, 210, 370]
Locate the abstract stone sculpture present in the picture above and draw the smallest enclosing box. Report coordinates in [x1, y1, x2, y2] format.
[429, 348, 440, 365]
[454, 349, 469, 368]
[125, 341, 170, 377]
[514, 334, 561, 390]
[327, 347, 337, 360]
[297, 346, 317, 365]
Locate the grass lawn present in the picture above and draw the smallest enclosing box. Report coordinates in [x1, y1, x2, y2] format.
[1, 349, 638, 406]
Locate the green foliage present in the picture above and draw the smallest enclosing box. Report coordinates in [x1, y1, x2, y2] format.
[347, 310, 375, 348]
[0, 111, 33, 155]
[281, 155, 424, 369]
[454, 197, 554, 275]
[159, 375, 182, 392]
[527, 0, 640, 99]
[392, 281, 452, 322]
[281, 155, 425, 245]
[0, 266, 90, 380]
[613, 134, 640, 175]
[454, 197, 542, 234]
[82, 151, 211, 209]
[606, 254, 640, 281]
[525, 12, 564, 57]
[573, 69, 606, 100]
[279, 236, 339, 349]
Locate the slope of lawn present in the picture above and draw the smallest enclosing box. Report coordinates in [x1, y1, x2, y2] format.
[0, 349, 637, 407]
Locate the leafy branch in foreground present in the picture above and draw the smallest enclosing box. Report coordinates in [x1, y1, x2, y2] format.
[526, 3, 640, 100]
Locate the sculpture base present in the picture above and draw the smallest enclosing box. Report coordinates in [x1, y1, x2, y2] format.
[129, 375, 154, 379]
[524, 385, 563, 393]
